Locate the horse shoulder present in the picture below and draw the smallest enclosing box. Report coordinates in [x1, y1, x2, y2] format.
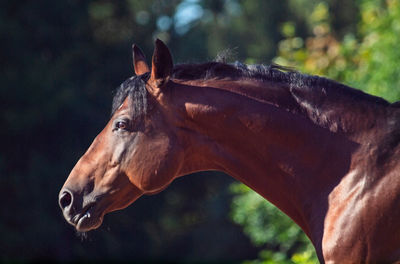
[322, 139, 400, 263]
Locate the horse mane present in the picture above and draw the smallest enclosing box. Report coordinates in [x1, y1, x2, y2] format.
[172, 61, 390, 107]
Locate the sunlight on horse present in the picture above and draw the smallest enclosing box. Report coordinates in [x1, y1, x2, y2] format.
[59, 39, 400, 263]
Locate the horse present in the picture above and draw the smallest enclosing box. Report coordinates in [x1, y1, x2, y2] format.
[59, 39, 400, 263]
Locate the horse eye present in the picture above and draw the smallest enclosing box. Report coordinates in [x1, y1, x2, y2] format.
[115, 121, 128, 130]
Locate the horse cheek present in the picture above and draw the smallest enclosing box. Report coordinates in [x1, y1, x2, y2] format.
[149, 141, 183, 192]
[129, 135, 182, 193]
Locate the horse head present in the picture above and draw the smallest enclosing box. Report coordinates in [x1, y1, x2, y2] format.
[59, 39, 184, 232]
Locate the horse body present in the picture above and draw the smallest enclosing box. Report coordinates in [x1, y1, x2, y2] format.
[59, 40, 400, 263]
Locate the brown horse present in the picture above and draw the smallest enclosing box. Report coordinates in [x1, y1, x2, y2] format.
[59, 39, 400, 263]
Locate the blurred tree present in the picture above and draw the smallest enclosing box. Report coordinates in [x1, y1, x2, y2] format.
[231, 184, 317, 264]
[275, 0, 400, 101]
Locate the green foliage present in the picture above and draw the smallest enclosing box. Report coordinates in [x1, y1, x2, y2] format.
[354, 0, 400, 100]
[274, 0, 400, 101]
[230, 184, 317, 263]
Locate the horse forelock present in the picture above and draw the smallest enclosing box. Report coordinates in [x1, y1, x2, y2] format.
[111, 72, 149, 118]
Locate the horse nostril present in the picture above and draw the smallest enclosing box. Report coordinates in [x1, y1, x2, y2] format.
[59, 190, 73, 210]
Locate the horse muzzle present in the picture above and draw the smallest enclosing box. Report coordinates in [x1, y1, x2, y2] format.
[58, 188, 103, 232]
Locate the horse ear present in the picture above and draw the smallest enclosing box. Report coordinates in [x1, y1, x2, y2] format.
[149, 39, 173, 88]
[132, 44, 150, 75]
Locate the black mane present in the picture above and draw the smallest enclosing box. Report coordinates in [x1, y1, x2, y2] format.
[172, 61, 390, 106]
[172, 61, 294, 82]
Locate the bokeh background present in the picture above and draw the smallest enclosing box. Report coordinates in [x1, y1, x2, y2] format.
[1, 0, 400, 263]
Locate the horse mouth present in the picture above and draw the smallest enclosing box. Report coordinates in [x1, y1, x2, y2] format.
[70, 203, 103, 232]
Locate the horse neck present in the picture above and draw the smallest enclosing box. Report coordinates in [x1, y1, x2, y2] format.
[170, 77, 387, 243]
